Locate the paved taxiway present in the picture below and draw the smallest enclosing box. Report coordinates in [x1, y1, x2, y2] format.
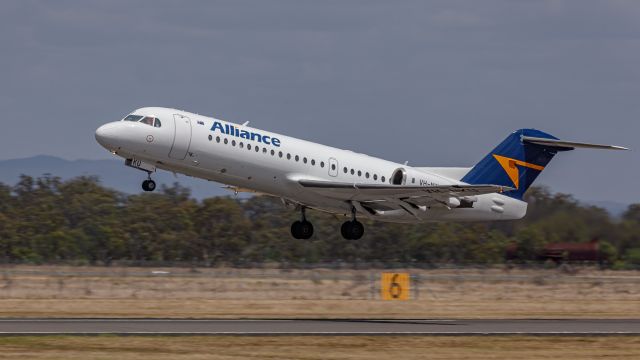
[0, 319, 639, 335]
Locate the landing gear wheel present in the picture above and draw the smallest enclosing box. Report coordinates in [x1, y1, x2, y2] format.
[142, 179, 156, 192]
[341, 221, 352, 240]
[341, 220, 364, 240]
[350, 220, 364, 240]
[291, 220, 314, 239]
[299, 220, 313, 239]
[291, 221, 302, 239]
[291, 206, 314, 239]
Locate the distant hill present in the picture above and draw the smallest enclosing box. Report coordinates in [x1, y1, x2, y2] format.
[0, 156, 632, 216]
[0, 155, 229, 199]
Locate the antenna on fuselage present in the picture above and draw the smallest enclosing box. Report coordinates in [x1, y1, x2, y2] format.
[242, 121, 250, 126]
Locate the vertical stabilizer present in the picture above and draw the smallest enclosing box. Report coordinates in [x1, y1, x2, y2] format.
[461, 129, 568, 199]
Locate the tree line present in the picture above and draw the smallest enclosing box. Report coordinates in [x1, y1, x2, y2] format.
[0, 175, 639, 267]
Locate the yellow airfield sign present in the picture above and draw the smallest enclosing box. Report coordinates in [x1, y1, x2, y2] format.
[381, 272, 410, 300]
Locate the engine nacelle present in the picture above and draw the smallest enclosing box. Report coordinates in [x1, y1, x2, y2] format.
[448, 197, 461, 208]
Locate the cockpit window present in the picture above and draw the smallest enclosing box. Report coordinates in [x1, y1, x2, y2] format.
[123, 115, 143, 122]
[137, 116, 161, 127]
[123, 114, 161, 127]
[140, 116, 155, 126]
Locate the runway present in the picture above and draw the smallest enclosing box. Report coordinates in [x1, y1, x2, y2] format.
[0, 319, 639, 335]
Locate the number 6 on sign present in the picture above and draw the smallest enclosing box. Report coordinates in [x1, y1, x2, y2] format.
[381, 273, 410, 300]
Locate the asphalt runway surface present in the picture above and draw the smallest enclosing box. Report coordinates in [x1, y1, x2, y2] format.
[0, 319, 639, 335]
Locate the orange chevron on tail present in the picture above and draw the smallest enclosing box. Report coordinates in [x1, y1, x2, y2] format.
[492, 154, 545, 189]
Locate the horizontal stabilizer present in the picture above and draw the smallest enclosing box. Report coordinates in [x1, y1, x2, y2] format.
[522, 136, 628, 151]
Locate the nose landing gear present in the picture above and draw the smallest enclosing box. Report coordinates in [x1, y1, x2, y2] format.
[291, 207, 314, 239]
[141, 173, 156, 192]
[125, 159, 157, 192]
[341, 206, 364, 240]
[142, 179, 156, 192]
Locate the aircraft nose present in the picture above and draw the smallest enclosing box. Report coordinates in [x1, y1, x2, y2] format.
[95, 122, 120, 149]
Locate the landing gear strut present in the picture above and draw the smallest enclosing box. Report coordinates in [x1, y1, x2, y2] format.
[291, 207, 314, 239]
[141, 173, 156, 192]
[341, 207, 364, 240]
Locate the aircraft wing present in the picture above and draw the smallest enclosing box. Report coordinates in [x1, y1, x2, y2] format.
[298, 179, 512, 202]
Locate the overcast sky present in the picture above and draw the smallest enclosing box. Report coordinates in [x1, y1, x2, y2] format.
[1, 0, 638, 203]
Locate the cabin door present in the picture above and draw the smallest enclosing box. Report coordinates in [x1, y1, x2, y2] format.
[169, 114, 192, 160]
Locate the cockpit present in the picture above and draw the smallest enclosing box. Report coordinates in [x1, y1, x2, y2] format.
[123, 114, 162, 128]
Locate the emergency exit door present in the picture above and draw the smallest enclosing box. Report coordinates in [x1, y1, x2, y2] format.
[328, 157, 339, 177]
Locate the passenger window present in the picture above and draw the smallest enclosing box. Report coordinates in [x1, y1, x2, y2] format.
[343, 167, 347, 173]
[232, 140, 236, 146]
[357, 170, 362, 177]
[295, 155, 299, 162]
[303, 157, 307, 164]
[287, 153, 291, 160]
[365, 172, 370, 179]
[247, 144, 251, 150]
[321, 162, 325, 168]
[350, 169, 355, 175]
[311, 159, 315, 166]
[373, 174, 378, 181]
[216, 136, 221, 143]
[224, 138, 228, 144]
[381, 176, 386, 183]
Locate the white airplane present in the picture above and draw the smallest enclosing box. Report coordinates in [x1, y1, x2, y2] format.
[95, 107, 627, 240]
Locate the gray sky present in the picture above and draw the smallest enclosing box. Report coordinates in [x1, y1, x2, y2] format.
[1, 0, 638, 203]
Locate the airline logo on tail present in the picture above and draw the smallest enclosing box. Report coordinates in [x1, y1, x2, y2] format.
[492, 154, 545, 189]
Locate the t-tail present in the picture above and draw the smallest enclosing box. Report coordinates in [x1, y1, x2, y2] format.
[461, 129, 628, 199]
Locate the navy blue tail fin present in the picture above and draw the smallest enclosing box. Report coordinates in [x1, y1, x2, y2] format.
[461, 129, 570, 199]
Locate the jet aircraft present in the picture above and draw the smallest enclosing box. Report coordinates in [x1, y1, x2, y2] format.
[95, 107, 627, 240]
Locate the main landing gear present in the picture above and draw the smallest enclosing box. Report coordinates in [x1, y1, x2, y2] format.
[341, 207, 364, 240]
[291, 207, 314, 239]
[141, 173, 156, 192]
[289, 206, 365, 240]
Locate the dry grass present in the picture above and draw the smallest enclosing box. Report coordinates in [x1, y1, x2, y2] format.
[0, 265, 638, 318]
[0, 336, 639, 360]
[0, 298, 638, 319]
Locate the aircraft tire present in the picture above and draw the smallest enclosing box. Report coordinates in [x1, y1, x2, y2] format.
[142, 180, 156, 192]
[341, 221, 353, 240]
[350, 220, 364, 240]
[342, 220, 364, 240]
[299, 220, 314, 239]
[292, 220, 313, 239]
[291, 221, 302, 239]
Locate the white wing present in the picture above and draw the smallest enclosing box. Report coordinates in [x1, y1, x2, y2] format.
[298, 180, 511, 200]
[298, 179, 513, 217]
